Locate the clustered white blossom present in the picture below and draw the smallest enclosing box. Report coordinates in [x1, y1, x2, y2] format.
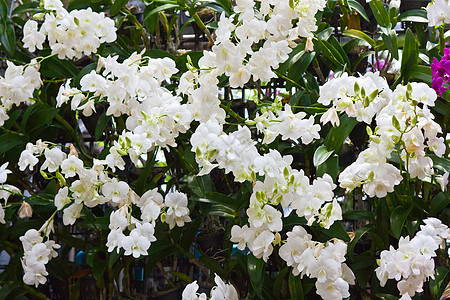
[426, 0, 450, 27]
[178, 0, 327, 123]
[0, 61, 41, 126]
[182, 274, 239, 300]
[279, 226, 355, 300]
[57, 51, 193, 169]
[107, 189, 191, 258]
[318, 72, 391, 125]
[229, 169, 341, 261]
[22, 0, 117, 59]
[20, 229, 60, 287]
[17, 141, 191, 283]
[251, 100, 320, 144]
[376, 218, 450, 299]
[323, 73, 447, 197]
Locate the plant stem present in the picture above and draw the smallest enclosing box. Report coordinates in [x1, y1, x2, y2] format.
[220, 103, 246, 122]
[189, 7, 214, 45]
[439, 25, 445, 56]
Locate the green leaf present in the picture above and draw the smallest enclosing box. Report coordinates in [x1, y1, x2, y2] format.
[40, 56, 79, 78]
[0, 22, 15, 56]
[108, 251, 120, 267]
[319, 222, 351, 242]
[316, 154, 339, 181]
[432, 98, 450, 117]
[208, 204, 235, 219]
[247, 253, 265, 297]
[429, 154, 450, 173]
[199, 254, 227, 279]
[181, 218, 201, 249]
[313, 145, 334, 167]
[410, 65, 432, 84]
[368, 0, 390, 28]
[348, 225, 374, 258]
[273, 267, 289, 299]
[278, 43, 306, 74]
[24, 103, 59, 134]
[329, 35, 351, 68]
[342, 29, 376, 48]
[381, 29, 398, 60]
[12, 1, 40, 15]
[143, 3, 180, 22]
[390, 205, 412, 239]
[285, 51, 315, 88]
[431, 192, 450, 215]
[348, 0, 369, 22]
[343, 210, 374, 220]
[95, 113, 112, 140]
[288, 272, 303, 300]
[401, 28, 419, 82]
[324, 114, 358, 151]
[398, 9, 428, 23]
[175, 51, 204, 74]
[110, 0, 128, 15]
[0, 133, 27, 155]
[430, 266, 449, 299]
[316, 38, 345, 69]
[203, 192, 237, 207]
[0, 0, 8, 19]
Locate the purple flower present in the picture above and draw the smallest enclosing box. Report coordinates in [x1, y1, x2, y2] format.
[372, 59, 387, 72]
[431, 48, 450, 97]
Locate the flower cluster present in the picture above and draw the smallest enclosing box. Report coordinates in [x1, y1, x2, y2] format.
[58, 52, 193, 168]
[182, 274, 239, 300]
[331, 74, 446, 197]
[22, 0, 117, 58]
[375, 218, 450, 299]
[190, 120, 258, 181]
[431, 48, 450, 97]
[252, 101, 320, 144]
[279, 226, 354, 300]
[18, 141, 191, 282]
[178, 0, 327, 123]
[106, 188, 191, 258]
[230, 170, 340, 262]
[318, 72, 391, 125]
[20, 229, 60, 287]
[427, 0, 450, 27]
[0, 61, 41, 126]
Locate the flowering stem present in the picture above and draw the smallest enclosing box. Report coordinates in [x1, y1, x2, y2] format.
[274, 71, 304, 89]
[43, 210, 57, 238]
[220, 103, 246, 122]
[187, 6, 214, 45]
[439, 25, 445, 56]
[223, 170, 233, 194]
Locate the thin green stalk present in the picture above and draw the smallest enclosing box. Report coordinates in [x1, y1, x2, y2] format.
[220, 103, 246, 122]
[188, 6, 214, 45]
[439, 25, 445, 56]
[274, 71, 305, 89]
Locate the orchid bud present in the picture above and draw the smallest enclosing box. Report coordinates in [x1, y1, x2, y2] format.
[69, 144, 79, 157]
[18, 201, 33, 219]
